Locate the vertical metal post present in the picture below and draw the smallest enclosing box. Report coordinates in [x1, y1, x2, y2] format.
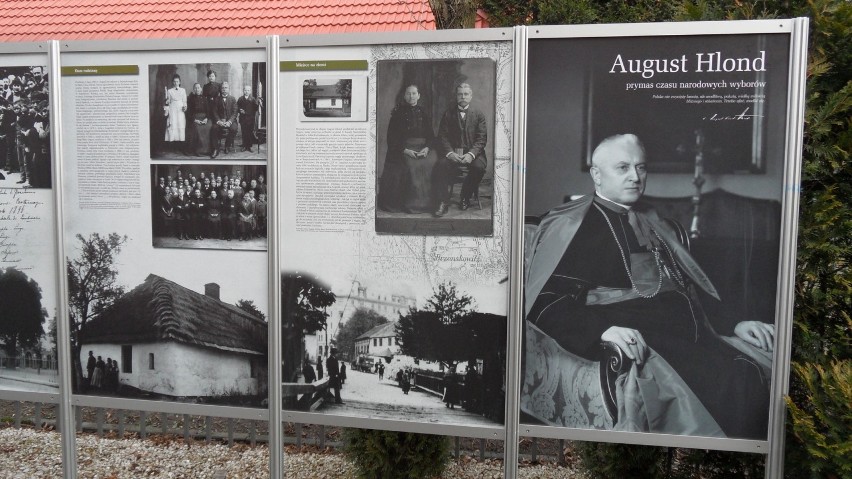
[295, 423, 302, 448]
[49, 38, 78, 479]
[183, 414, 191, 443]
[161, 413, 168, 435]
[35, 403, 43, 429]
[205, 416, 213, 443]
[479, 438, 486, 460]
[319, 424, 325, 448]
[503, 25, 528, 479]
[454, 436, 460, 460]
[139, 411, 147, 439]
[118, 410, 125, 437]
[75, 406, 82, 432]
[530, 437, 538, 462]
[227, 418, 235, 446]
[266, 34, 283, 479]
[765, 17, 810, 479]
[14, 402, 22, 428]
[96, 408, 104, 437]
[250, 421, 257, 446]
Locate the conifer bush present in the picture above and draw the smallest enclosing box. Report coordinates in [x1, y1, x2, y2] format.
[343, 428, 451, 479]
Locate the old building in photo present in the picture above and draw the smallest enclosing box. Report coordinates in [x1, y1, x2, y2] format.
[78, 274, 267, 399]
[354, 321, 401, 358]
[307, 281, 416, 362]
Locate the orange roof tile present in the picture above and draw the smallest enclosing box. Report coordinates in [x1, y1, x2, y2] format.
[0, 0, 437, 42]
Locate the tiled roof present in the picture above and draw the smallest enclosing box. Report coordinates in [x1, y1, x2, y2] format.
[0, 0, 436, 42]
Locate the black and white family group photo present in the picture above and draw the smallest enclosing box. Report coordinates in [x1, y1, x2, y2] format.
[375, 59, 496, 236]
[0, 66, 50, 188]
[150, 164, 268, 250]
[149, 63, 266, 160]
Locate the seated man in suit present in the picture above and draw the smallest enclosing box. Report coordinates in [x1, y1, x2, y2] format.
[212, 82, 238, 157]
[525, 133, 774, 439]
[432, 83, 488, 217]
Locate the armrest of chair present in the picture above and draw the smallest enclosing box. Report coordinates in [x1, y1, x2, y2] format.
[599, 341, 633, 422]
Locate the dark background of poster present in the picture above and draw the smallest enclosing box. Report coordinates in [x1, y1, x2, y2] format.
[525, 34, 790, 217]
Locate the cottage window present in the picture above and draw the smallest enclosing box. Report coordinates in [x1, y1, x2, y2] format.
[378, 338, 383, 346]
[331, 98, 337, 106]
[121, 345, 132, 373]
[148, 353, 155, 370]
[373, 338, 377, 346]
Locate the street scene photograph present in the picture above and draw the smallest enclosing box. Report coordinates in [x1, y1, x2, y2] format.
[281, 272, 506, 426]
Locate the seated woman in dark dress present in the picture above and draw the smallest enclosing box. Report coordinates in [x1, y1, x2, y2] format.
[378, 84, 434, 213]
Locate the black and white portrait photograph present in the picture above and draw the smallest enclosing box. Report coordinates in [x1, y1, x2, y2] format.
[66, 231, 268, 407]
[300, 76, 367, 121]
[280, 271, 506, 426]
[150, 164, 268, 251]
[521, 34, 791, 440]
[375, 59, 496, 236]
[0, 66, 50, 189]
[148, 63, 266, 160]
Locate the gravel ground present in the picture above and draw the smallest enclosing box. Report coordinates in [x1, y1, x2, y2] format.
[0, 428, 583, 478]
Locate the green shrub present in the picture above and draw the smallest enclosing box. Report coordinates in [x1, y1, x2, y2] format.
[574, 441, 667, 479]
[342, 428, 451, 479]
[785, 359, 852, 479]
[673, 449, 764, 478]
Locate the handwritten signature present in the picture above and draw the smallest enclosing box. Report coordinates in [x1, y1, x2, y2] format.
[703, 107, 764, 122]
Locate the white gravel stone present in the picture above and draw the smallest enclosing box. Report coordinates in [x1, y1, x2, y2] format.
[0, 428, 581, 478]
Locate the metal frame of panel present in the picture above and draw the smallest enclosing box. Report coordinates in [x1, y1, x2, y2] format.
[277, 26, 516, 456]
[517, 20, 807, 471]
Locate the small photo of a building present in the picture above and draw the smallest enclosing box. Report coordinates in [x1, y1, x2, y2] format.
[78, 274, 267, 403]
[302, 78, 353, 118]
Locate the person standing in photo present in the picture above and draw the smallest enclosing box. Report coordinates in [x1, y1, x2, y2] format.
[302, 358, 316, 384]
[237, 85, 259, 152]
[326, 348, 343, 404]
[86, 351, 96, 386]
[164, 74, 187, 152]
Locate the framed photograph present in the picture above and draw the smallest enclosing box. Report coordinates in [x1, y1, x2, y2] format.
[150, 163, 268, 251]
[148, 63, 267, 161]
[375, 59, 496, 236]
[521, 32, 791, 441]
[299, 76, 367, 122]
